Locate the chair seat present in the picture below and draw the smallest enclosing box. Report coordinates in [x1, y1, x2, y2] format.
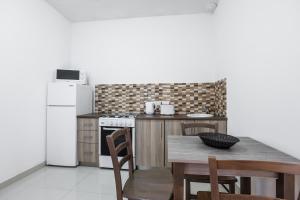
[123, 168, 174, 200]
[185, 174, 238, 184]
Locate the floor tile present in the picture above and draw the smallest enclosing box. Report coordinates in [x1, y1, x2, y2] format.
[0, 187, 69, 200]
[25, 166, 91, 190]
[0, 166, 216, 200]
[74, 173, 116, 195]
[61, 190, 116, 200]
[74, 168, 128, 195]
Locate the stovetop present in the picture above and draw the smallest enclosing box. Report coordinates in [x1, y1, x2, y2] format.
[99, 113, 138, 119]
[99, 113, 137, 127]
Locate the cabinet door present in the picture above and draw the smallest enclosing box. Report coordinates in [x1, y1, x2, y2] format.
[78, 131, 98, 143]
[78, 142, 98, 163]
[136, 120, 165, 168]
[164, 120, 190, 167]
[77, 118, 98, 131]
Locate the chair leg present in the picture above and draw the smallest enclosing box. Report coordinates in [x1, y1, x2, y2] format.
[186, 179, 191, 200]
[229, 183, 235, 194]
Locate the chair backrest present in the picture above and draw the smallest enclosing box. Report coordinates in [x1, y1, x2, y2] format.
[208, 156, 300, 200]
[106, 128, 134, 200]
[181, 122, 218, 136]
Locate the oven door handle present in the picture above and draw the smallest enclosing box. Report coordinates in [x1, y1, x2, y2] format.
[102, 127, 122, 131]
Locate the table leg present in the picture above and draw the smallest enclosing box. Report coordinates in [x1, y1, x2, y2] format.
[276, 173, 295, 200]
[173, 163, 184, 200]
[240, 177, 251, 194]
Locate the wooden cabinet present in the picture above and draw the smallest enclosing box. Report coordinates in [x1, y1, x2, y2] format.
[136, 118, 227, 168]
[78, 143, 98, 163]
[77, 118, 99, 166]
[136, 120, 165, 169]
[78, 131, 98, 143]
[78, 118, 98, 131]
[164, 120, 190, 167]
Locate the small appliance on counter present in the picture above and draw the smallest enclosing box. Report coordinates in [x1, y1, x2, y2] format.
[145, 101, 155, 115]
[160, 104, 175, 115]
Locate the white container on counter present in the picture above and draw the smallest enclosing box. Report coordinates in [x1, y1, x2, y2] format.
[145, 102, 155, 114]
[160, 104, 175, 115]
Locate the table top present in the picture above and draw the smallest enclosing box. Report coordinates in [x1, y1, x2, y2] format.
[168, 136, 300, 164]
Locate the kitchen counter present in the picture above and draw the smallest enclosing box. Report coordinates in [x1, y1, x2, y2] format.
[136, 114, 227, 121]
[78, 113, 227, 121]
[77, 113, 102, 118]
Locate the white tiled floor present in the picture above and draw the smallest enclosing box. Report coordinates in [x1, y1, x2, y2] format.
[0, 166, 125, 200]
[0, 166, 212, 200]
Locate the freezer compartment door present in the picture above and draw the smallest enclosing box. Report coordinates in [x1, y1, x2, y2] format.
[46, 106, 77, 166]
[47, 82, 76, 106]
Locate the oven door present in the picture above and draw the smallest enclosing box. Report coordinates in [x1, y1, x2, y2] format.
[100, 127, 132, 157]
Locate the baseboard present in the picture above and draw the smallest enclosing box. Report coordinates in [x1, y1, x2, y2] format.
[0, 162, 45, 190]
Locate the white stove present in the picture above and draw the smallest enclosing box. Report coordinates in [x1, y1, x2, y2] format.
[99, 113, 135, 127]
[98, 113, 136, 169]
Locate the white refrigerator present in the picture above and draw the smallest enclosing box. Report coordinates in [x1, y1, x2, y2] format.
[46, 82, 92, 166]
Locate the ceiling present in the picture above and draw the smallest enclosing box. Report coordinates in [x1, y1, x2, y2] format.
[46, 0, 218, 22]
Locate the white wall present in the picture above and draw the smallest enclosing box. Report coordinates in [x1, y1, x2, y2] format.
[0, 0, 70, 183]
[213, 0, 300, 196]
[71, 14, 215, 86]
[1, 0, 299, 195]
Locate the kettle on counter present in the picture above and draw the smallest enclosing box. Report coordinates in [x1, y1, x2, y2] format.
[145, 101, 155, 115]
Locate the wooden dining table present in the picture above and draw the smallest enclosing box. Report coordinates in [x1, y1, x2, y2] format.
[168, 136, 300, 200]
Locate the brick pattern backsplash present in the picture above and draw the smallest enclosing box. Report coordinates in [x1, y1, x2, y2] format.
[95, 79, 226, 116]
[214, 79, 227, 117]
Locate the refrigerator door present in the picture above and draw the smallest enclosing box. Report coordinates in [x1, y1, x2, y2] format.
[47, 82, 76, 106]
[46, 106, 77, 166]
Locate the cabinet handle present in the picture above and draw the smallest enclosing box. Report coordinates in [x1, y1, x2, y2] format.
[84, 152, 93, 155]
[84, 136, 93, 138]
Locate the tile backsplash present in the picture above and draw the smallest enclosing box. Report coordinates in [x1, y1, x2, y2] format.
[95, 79, 226, 117]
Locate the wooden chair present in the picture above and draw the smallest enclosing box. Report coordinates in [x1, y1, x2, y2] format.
[181, 123, 219, 136]
[197, 156, 300, 200]
[106, 128, 174, 200]
[181, 123, 237, 200]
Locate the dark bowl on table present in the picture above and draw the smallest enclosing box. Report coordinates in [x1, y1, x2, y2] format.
[199, 133, 240, 149]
